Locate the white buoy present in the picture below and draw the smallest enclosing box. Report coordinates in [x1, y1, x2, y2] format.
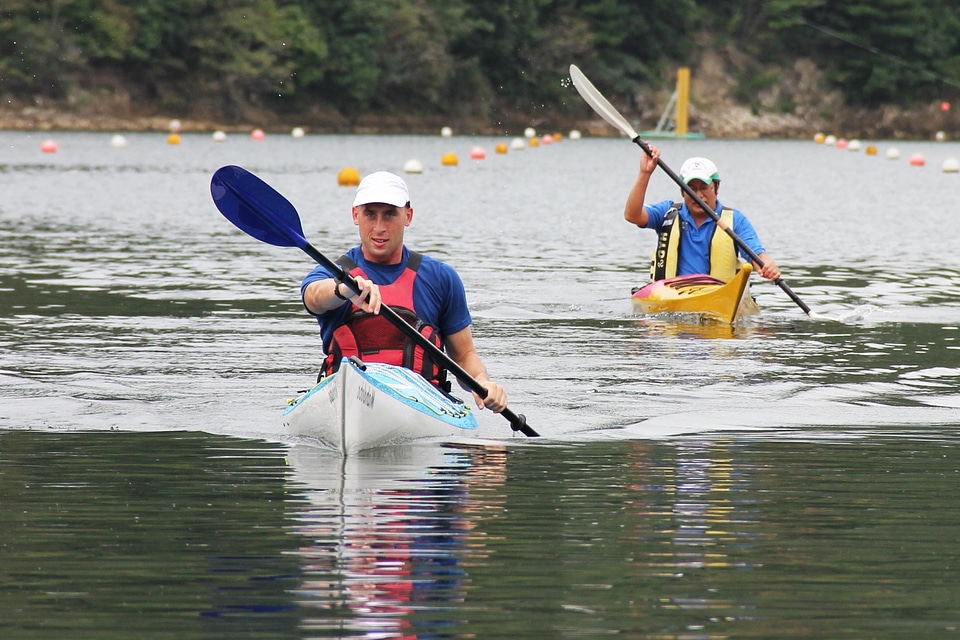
[935, 130, 947, 142]
[942, 157, 960, 173]
[403, 159, 423, 174]
[110, 134, 127, 148]
[291, 127, 305, 138]
[886, 147, 900, 160]
[824, 134, 837, 145]
[569, 129, 581, 140]
[524, 127, 536, 139]
[510, 137, 525, 150]
[440, 126, 453, 137]
[212, 130, 227, 142]
[168, 119, 182, 133]
[847, 139, 861, 151]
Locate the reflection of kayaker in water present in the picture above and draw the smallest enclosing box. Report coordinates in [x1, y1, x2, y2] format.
[288, 445, 501, 639]
[623, 144, 781, 283]
[299, 170, 508, 413]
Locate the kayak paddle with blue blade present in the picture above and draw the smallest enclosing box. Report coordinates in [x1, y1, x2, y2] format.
[210, 165, 538, 438]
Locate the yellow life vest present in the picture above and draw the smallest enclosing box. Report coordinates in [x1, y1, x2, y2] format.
[650, 204, 739, 281]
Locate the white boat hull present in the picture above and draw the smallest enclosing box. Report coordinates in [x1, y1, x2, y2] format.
[283, 358, 479, 455]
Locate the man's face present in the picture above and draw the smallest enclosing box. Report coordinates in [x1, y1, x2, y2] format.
[682, 179, 718, 216]
[352, 202, 413, 264]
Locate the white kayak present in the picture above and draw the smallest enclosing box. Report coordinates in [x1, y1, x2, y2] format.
[284, 357, 479, 455]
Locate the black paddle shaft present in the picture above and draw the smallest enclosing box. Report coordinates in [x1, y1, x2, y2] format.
[632, 137, 813, 315]
[304, 241, 538, 437]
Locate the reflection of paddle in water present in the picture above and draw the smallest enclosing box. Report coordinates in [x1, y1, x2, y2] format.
[285, 444, 484, 637]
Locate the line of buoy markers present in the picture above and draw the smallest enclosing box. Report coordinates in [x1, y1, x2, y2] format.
[38, 120, 587, 177]
[814, 131, 960, 173]
[338, 126, 584, 182]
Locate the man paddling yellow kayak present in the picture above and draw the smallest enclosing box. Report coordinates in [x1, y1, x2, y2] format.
[623, 144, 781, 283]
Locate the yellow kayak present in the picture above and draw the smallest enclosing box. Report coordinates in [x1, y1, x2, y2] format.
[631, 263, 760, 324]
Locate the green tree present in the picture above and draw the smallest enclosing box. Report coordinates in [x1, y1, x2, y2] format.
[299, 0, 393, 111]
[374, 0, 473, 114]
[768, 0, 960, 105]
[184, 0, 325, 118]
[65, 0, 137, 62]
[0, 0, 85, 99]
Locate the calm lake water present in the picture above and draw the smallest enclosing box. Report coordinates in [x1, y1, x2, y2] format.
[2, 130, 960, 638]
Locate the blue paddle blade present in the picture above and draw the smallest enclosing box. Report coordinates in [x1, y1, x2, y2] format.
[211, 165, 307, 249]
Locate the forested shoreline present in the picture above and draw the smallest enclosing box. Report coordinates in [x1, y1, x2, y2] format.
[3, 1, 960, 138]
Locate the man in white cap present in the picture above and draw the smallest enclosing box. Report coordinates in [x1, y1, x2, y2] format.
[623, 144, 780, 282]
[301, 171, 508, 413]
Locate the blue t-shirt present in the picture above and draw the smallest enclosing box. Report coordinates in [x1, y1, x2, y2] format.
[644, 199, 766, 276]
[300, 246, 472, 353]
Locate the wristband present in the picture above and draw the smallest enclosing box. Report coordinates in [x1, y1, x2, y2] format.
[333, 281, 349, 301]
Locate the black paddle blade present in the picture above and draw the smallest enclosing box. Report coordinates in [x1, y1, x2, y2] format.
[211, 165, 307, 249]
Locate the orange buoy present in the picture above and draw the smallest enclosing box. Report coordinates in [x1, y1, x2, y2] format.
[814, 132, 826, 144]
[40, 139, 57, 153]
[495, 142, 508, 154]
[167, 133, 181, 145]
[337, 167, 360, 186]
[441, 152, 458, 166]
[528, 137, 540, 148]
[865, 145, 878, 156]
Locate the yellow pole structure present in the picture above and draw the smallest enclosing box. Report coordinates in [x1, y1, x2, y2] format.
[675, 67, 690, 137]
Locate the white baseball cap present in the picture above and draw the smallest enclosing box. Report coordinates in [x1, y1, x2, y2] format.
[679, 157, 720, 185]
[352, 171, 410, 207]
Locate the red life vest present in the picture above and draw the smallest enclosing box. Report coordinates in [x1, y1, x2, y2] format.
[321, 252, 448, 389]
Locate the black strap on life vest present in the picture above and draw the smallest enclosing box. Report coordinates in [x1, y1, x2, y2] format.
[651, 203, 682, 281]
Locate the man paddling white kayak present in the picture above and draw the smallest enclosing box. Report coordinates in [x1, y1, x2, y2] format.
[300, 171, 509, 414]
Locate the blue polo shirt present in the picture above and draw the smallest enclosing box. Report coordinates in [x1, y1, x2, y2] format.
[644, 199, 766, 276]
[301, 246, 472, 353]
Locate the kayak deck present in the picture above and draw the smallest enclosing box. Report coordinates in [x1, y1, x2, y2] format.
[631, 263, 759, 324]
[284, 358, 478, 455]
